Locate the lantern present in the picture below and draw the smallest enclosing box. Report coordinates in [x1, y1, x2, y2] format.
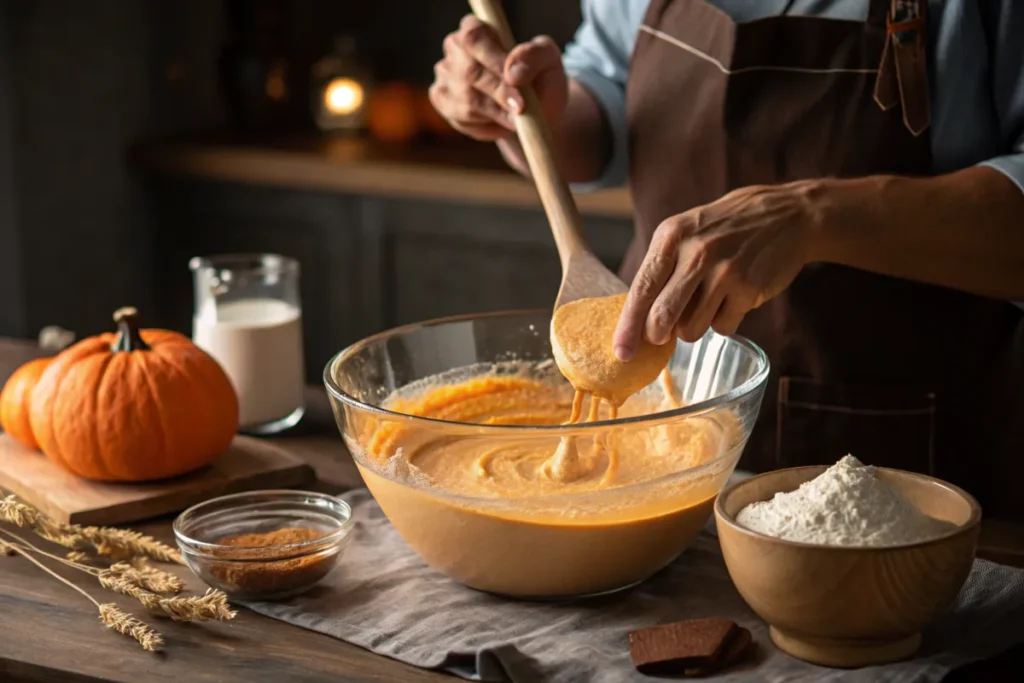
[311, 36, 372, 132]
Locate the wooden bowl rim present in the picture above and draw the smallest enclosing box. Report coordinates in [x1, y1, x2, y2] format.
[715, 465, 982, 552]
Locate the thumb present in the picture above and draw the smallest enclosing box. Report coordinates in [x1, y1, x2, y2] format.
[504, 35, 561, 87]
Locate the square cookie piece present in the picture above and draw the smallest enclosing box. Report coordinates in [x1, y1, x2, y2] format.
[627, 618, 737, 675]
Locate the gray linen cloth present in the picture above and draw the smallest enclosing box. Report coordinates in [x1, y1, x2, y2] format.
[245, 488, 1024, 683]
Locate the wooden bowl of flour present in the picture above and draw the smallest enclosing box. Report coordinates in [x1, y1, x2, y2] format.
[715, 466, 981, 668]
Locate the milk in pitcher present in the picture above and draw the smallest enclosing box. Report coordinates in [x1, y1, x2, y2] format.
[194, 298, 305, 430]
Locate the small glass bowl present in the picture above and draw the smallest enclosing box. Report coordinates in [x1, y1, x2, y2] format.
[173, 490, 354, 601]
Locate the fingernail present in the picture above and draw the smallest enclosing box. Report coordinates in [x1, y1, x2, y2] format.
[508, 61, 527, 81]
[614, 345, 634, 362]
[506, 96, 522, 114]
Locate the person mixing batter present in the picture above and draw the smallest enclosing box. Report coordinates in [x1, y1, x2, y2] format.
[429, 1, 1024, 519]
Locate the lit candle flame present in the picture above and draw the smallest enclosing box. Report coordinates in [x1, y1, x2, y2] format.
[324, 78, 364, 115]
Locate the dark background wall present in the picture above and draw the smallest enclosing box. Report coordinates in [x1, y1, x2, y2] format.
[284, 1, 584, 85]
[0, 0, 224, 339]
[0, 0, 586, 341]
[0, 7, 24, 336]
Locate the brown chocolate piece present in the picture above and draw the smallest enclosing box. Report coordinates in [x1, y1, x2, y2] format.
[627, 618, 737, 675]
[684, 626, 752, 677]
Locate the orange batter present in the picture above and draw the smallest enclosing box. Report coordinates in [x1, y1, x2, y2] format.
[551, 293, 676, 407]
[350, 296, 735, 596]
[367, 368, 725, 499]
[354, 361, 739, 597]
[545, 292, 677, 481]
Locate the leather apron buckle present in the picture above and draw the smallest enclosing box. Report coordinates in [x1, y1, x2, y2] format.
[872, 0, 931, 137]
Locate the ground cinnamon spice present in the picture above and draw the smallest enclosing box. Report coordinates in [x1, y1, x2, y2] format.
[209, 526, 335, 598]
[219, 527, 324, 548]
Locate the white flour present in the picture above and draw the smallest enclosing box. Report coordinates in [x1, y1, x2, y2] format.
[735, 455, 957, 547]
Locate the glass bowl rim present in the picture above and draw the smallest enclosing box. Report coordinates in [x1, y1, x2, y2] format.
[172, 489, 354, 557]
[322, 308, 771, 433]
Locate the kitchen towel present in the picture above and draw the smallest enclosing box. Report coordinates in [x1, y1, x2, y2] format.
[245, 488, 1024, 683]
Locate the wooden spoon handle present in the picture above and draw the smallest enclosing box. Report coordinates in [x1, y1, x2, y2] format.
[468, 0, 587, 263]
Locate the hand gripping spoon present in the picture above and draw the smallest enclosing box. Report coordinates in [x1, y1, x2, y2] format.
[469, 0, 673, 414]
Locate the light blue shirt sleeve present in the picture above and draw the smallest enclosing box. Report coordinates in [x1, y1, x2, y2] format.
[975, 1, 1024, 196]
[561, 0, 637, 192]
[970, 1, 1024, 309]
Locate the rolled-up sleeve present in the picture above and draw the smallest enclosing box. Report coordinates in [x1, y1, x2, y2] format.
[561, 0, 635, 192]
[977, 1, 1024, 195]
[974, 1, 1024, 308]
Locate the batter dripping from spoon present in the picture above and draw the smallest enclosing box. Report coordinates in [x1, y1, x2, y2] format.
[546, 292, 677, 482]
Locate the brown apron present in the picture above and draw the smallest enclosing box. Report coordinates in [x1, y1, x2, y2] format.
[624, 0, 1024, 520]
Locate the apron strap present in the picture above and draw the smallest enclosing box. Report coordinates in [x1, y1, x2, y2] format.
[873, 0, 931, 136]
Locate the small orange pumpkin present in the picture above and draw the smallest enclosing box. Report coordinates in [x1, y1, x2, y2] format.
[29, 307, 239, 482]
[414, 87, 457, 138]
[0, 357, 53, 449]
[368, 82, 420, 144]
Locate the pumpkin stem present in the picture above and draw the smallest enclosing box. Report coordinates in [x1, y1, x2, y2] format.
[111, 307, 150, 352]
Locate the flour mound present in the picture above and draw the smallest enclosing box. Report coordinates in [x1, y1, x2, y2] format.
[736, 455, 958, 547]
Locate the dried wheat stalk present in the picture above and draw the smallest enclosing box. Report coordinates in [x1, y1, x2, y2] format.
[98, 571, 235, 621]
[106, 561, 185, 594]
[0, 495, 182, 563]
[98, 604, 164, 652]
[82, 526, 182, 564]
[1, 529, 233, 620]
[1, 537, 164, 651]
[0, 512, 237, 651]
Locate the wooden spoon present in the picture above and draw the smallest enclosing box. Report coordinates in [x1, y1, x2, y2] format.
[467, 0, 626, 309]
[469, 0, 672, 411]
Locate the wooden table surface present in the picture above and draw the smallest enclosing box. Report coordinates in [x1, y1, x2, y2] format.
[0, 338, 448, 683]
[1, 337, 1022, 682]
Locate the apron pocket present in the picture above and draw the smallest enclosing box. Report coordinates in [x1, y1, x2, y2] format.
[775, 376, 936, 474]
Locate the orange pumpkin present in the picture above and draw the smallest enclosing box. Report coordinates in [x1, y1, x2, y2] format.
[414, 87, 456, 138]
[368, 82, 420, 144]
[0, 357, 53, 449]
[29, 307, 239, 482]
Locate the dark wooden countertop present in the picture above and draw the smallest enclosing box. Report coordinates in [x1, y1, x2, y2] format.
[1, 337, 1022, 682]
[130, 133, 635, 218]
[0, 338, 448, 683]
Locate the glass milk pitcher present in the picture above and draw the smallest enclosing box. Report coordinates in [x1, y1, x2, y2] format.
[190, 254, 306, 435]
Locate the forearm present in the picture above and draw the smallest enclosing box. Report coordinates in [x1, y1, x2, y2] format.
[497, 79, 612, 184]
[812, 166, 1024, 301]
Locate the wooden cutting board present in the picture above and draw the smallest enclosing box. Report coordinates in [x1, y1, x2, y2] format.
[0, 433, 315, 526]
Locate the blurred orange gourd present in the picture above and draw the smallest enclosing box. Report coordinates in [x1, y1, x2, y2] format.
[0, 357, 53, 449]
[368, 82, 420, 143]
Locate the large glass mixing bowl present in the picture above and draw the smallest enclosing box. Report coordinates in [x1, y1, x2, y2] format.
[325, 310, 769, 598]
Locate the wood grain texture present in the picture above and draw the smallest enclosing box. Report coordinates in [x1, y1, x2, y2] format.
[467, 0, 627, 310]
[715, 467, 982, 668]
[467, 0, 586, 262]
[0, 533, 449, 683]
[0, 434, 314, 525]
[131, 135, 635, 219]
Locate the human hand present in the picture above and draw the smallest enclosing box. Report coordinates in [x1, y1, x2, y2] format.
[429, 15, 568, 141]
[613, 181, 826, 360]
